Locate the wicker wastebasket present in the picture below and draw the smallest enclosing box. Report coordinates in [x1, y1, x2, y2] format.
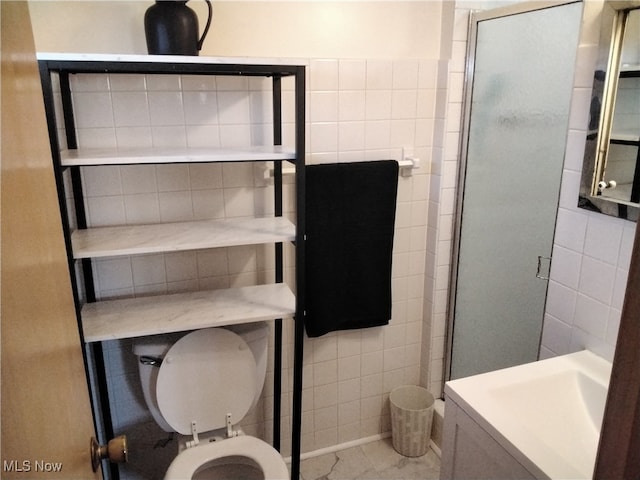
[389, 385, 434, 457]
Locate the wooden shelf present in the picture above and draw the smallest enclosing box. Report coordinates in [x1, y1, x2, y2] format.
[72, 217, 295, 259]
[61, 146, 296, 167]
[82, 283, 295, 342]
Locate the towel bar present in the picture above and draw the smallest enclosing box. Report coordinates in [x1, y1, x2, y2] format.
[264, 156, 420, 179]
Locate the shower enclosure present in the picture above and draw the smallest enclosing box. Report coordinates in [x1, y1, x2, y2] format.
[447, 1, 583, 380]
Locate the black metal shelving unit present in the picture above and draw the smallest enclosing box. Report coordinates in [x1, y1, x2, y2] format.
[38, 54, 306, 480]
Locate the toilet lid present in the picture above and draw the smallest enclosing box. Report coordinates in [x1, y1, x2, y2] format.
[156, 328, 258, 435]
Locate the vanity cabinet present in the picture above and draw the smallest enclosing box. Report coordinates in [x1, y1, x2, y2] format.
[441, 397, 537, 480]
[38, 53, 306, 479]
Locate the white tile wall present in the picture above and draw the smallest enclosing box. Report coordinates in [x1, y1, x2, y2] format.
[424, 0, 637, 401]
[539, 0, 636, 362]
[61, 57, 436, 457]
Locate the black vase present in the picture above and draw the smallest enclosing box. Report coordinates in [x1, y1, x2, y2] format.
[144, 0, 212, 56]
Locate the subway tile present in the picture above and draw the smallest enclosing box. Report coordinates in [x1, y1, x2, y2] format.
[584, 215, 624, 265]
[314, 383, 338, 409]
[338, 121, 366, 152]
[366, 60, 393, 90]
[183, 90, 219, 125]
[182, 74, 217, 91]
[579, 256, 616, 305]
[156, 164, 190, 192]
[121, 164, 157, 194]
[86, 195, 126, 227]
[227, 245, 257, 275]
[310, 122, 338, 153]
[112, 91, 150, 127]
[73, 92, 114, 129]
[131, 254, 166, 286]
[360, 373, 383, 398]
[314, 360, 338, 386]
[215, 76, 249, 91]
[310, 91, 339, 122]
[148, 91, 184, 126]
[151, 125, 187, 147]
[83, 165, 122, 197]
[365, 90, 392, 120]
[338, 90, 366, 121]
[542, 315, 571, 355]
[116, 126, 152, 148]
[164, 251, 198, 283]
[574, 294, 609, 339]
[360, 351, 383, 376]
[550, 245, 582, 289]
[314, 405, 337, 430]
[336, 331, 362, 358]
[564, 130, 587, 172]
[558, 169, 582, 211]
[219, 124, 252, 147]
[191, 188, 225, 219]
[554, 207, 587, 252]
[310, 59, 339, 91]
[338, 378, 361, 403]
[545, 280, 577, 325]
[339, 59, 366, 90]
[612, 267, 630, 311]
[337, 356, 361, 381]
[71, 73, 110, 92]
[146, 74, 181, 91]
[158, 191, 194, 222]
[391, 90, 418, 119]
[392, 60, 419, 90]
[123, 193, 160, 224]
[95, 257, 134, 292]
[364, 120, 391, 150]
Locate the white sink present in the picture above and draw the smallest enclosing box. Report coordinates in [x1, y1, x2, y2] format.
[444, 350, 611, 479]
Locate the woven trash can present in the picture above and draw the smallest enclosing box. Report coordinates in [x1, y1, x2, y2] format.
[389, 385, 434, 457]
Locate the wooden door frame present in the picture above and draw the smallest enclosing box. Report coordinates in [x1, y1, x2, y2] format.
[1, 2, 101, 478]
[594, 222, 640, 478]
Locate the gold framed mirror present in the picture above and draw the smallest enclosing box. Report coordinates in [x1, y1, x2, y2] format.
[580, 3, 640, 221]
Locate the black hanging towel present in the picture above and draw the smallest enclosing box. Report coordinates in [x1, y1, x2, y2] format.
[305, 160, 399, 337]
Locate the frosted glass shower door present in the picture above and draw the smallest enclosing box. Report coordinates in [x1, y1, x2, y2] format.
[449, 2, 582, 380]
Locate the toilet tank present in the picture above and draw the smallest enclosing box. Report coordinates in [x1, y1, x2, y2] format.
[132, 332, 187, 432]
[226, 322, 270, 410]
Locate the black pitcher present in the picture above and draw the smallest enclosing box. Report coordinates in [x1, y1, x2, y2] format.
[144, 0, 213, 56]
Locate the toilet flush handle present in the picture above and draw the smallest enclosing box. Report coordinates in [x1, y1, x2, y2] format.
[140, 355, 162, 366]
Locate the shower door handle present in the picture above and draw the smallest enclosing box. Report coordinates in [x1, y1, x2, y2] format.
[536, 256, 551, 280]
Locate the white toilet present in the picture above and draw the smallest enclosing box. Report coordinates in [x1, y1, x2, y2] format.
[133, 322, 289, 480]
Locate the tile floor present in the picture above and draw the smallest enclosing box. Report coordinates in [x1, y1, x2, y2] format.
[298, 437, 441, 480]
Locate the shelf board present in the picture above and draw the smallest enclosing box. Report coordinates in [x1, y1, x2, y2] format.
[60, 145, 296, 166]
[72, 217, 295, 259]
[82, 283, 295, 342]
[37, 52, 308, 68]
[611, 130, 640, 144]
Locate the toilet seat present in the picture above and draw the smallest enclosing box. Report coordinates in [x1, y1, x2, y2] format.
[164, 435, 289, 480]
[156, 328, 258, 435]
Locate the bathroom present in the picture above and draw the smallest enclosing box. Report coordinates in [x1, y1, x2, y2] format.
[4, 0, 638, 478]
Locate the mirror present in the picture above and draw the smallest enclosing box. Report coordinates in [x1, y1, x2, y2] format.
[580, 3, 640, 221]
